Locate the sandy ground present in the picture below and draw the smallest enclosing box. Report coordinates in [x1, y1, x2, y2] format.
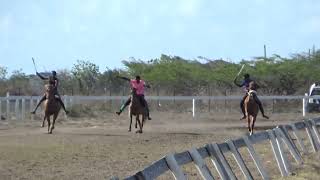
[0, 111, 319, 180]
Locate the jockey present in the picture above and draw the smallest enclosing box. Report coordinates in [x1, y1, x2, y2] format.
[116, 75, 152, 120]
[234, 73, 269, 120]
[31, 71, 69, 114]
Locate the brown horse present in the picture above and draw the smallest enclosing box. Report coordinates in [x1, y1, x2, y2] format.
[42, 84, 61, 134]
[128, 88, 147, 133]
[244, 83, 259, 136]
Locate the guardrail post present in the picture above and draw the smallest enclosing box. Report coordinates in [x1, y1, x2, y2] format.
[206, 144, 228, 180]
[165, 154, 187, 180]
[210, 143, 236, 180]
[243, 136, 269, 180]
[309, 119, 320, 145]
[226, 140, 253, 180]
[304, 120, 320, 152]
[275, 127, 302, 165]
[267, 130, 288, 176]
[188, 148, 214, 180]
[290, 124, 307, 154]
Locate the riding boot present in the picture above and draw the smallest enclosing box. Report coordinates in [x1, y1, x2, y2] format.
[116, 98, 131, 115]
[57, 98, 69, 114]
[141, 96, 152, 120]
[254, 95, 269, 119]
[31, 95, 46, 114]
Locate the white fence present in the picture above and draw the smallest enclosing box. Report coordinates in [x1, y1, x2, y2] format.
[0, 95, 317, 120]
[113, 117, 320, 180]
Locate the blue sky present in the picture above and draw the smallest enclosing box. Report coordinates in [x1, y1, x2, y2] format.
[0, 0, 319, 75]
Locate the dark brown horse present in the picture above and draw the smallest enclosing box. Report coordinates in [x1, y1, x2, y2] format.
[42, 84, 61, 134]
[244, 82, 259, 135]
[128, 88, 147, 133]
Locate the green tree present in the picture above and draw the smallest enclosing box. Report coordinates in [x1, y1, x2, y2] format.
[71, 60, 100, 95]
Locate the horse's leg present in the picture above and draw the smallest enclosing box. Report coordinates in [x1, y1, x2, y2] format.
[128, 114, 132, 132]
[50, 113, 58, 133]
[47, 116, 51, 134]
[41, 115, 46, 127]
[247, 115, 251, 134]
[135, 115, 138, 129]
[251, 116, 256, 135]
[249, 116, 255, 136]
[136, 115, 142, 133]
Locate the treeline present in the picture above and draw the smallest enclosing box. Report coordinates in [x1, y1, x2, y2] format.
[0, 49, 319, 96]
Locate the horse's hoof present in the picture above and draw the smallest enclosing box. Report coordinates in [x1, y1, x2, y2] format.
[41, 124, 44, 128]
[249, 132, 253, 136]
[136, 130, 142, 133]
[128, 129, 131, 132]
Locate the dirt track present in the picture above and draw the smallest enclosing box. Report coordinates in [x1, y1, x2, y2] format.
[0, 112, 319, 180]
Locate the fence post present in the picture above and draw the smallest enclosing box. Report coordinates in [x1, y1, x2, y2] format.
[0, 100, 2, 120]
[192, 98, 195, 119]
[6, 92, 10, 119]
[15, 98, 19, 120]
[303, 93, 307, 117]
[21, 98, 25, 120]
[30, 97, 34, 120]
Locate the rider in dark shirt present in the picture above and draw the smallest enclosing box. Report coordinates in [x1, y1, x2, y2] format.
[234, 73, 269, 120]
[31, 71, 69, 114]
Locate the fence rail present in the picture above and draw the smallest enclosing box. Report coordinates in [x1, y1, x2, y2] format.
[0, 95, 317, 120]
[116, 118, 320, 180]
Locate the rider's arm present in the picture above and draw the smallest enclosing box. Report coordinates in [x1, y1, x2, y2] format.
[117, 76, 130, 82]
[233, 78, 242, 87]
[36, 72, 48, 80]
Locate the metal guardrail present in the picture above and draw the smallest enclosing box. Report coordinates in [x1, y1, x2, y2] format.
[115, 118, 320, 180]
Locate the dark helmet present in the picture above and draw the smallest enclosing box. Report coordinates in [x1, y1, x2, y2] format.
[135, 75, 141, 80]
[244, 73, 250, 78]
[52, 71, 57, 76]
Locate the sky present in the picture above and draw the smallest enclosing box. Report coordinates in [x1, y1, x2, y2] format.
[0, 0, 319, 75]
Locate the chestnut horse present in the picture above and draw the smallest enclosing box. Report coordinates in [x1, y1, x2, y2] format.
[244, 82, 259, 135]
[42, 84, 61, 134]
[128, 88, 147, 133]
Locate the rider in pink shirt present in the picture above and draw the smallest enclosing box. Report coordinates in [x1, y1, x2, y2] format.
[116, 75, 151, 120]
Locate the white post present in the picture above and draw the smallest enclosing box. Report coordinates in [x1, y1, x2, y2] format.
[192, 98, 195, 118]
[15, 98, 19, 120]
[30, 97, 34, 120]
[303, 93, 307, 117]
[21, 98, 25, 120]
[0, 100, 2, 119]
[6, 92, 10, 119]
